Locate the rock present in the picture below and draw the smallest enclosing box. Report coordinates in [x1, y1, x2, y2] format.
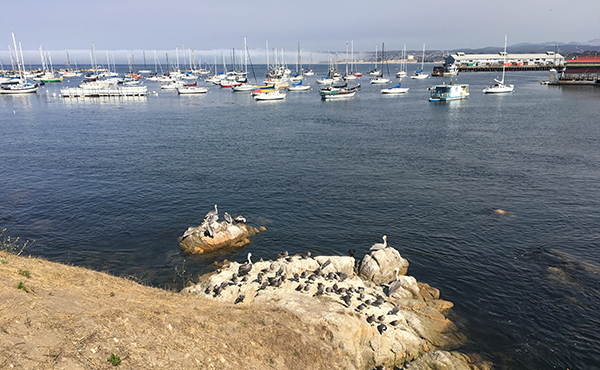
[418, 282, 440, 301]
[404, 350, 492, 370]
[182, 254, 477, 370]
[179, 222, 260, 255]
[359, 248, 409, 285]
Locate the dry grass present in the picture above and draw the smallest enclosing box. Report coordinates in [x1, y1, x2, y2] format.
[0, 250, 354, 369]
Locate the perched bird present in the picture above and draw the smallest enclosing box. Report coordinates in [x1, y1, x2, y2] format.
[366, 315, 376, 324]
[389, 320, 399, 327]
[233, 215, 246, 224]
[204, 204, 218, 221]
[372, 295, 385, 307]
[224, 212, 233, 225]
[348, 249, 356, 258]
[377, 315, 386, 322]
[204, 222, 215, 238]
[377, 323, 387, 335]
[388, 304, 401, 315]
[301, 251, 312, 259]
[387, 268, 403, 297]
[356, 303, 367, 311]
[234, 294, 245, 304]
[296, 284, 304, 291]
[238, 253, 253, 276]
[370, 235, 388, 251]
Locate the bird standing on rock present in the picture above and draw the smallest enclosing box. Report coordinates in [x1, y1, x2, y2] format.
[224, 212, 233, 225]
[238, 253, 253, 276]
[370, 235, 388, 250]
[234, 294, 245, 304]
[204, 205, 218, 221]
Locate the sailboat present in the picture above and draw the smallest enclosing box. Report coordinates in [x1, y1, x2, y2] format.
[396, 44, 407, 78]
[411, 44, 429, 79]
[483, 35, 514, 94]
[370, 43, 390, 84]
[368, 45, 382, 76]
[303, 51, 314, 76]
[0, 33, 39, 94]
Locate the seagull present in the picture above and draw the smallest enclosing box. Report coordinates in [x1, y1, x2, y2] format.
[224, 212, 233, 225]
[238, 253, 253, 276]
[370, 235, 388, 251]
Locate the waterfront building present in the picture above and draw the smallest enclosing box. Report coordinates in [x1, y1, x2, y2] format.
[558, 56, 600, 83]
[445, 51, 564, 71]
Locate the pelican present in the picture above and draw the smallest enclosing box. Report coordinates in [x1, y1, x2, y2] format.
[238, 253, 253, 276]
[204, 204, 218, 221]
[387, 268, 402, 297]
[224, 212, 233, 225]
[370, 235, 388, 251]
[204, 222, 215, 238]
[233, 215, 246, 224]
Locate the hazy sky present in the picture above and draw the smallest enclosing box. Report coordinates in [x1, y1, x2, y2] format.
[2, 0, 599, 64]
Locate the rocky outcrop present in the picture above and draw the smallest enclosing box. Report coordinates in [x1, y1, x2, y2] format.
[179, 222, 260, 255]
[182, 248, 491, 370]
[359, 247, 410, 284]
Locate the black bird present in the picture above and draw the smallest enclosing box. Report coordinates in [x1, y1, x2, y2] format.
[366, 315, 376, 324]
[258, 281, 268, 291]
[241, 275, 249, 282]
[234, 294, 245, 304]
[300, 270, 309, 279]
[301, 252, 312, 259]
[377, 315, 386, 322]
[332, 283, 339, 292]
[356, 303, 367, 311]
[308, 274, 318, 281]
[389, 320, 399, 327]
[377, 323, 387, 335]
[292, 272, 299, 281]
[338, 273, 348, 282]
[275, 266, 284, 276]
[388, 305, 400, 315]
[372, 295, 385, 307]
[314, 283, 324, 296]
[348, 249, 356, 258]
[325, 287, 333, 293]
[296, 284, 304, 291]
[303, 284, 310, 292]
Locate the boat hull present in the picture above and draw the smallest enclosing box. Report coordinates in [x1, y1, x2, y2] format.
[381, 87, 409, 94]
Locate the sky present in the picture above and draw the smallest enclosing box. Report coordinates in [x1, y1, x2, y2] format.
[1, 0, 599, 65]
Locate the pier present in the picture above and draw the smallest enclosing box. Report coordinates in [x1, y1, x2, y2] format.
[60, 86, 148, 97]
[457, 65, 559, 73]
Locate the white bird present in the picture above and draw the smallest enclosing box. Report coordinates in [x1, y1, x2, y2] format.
[370, 235, 388, 250]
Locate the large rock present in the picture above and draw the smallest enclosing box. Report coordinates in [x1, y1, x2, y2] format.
[182, 254, 487, 370]
[179, 222, 260, 255]
[359, 247, 410, 285]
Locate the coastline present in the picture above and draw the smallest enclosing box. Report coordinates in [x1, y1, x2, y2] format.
[0, 249, 492, 369]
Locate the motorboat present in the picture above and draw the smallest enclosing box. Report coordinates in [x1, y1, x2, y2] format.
[429, 82, 469, 101]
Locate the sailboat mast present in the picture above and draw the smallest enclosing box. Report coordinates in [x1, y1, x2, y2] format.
[12, 33, 23, 79]
[502, 35, 507, 83]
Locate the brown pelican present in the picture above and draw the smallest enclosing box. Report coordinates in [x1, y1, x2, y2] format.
[204, 204, 218, 221]
[204, 222, 215, 238]
[370, 235, 388, 250]
[238, 253, 253, 276]
[387, 268, 402, 297]
[224, 212, 233, 225]
[233, 215, 246, 224]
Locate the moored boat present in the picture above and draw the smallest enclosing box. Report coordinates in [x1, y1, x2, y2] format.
[381, 81, 409, 94]
[177, 86, 209, 94]
[253, 90, 286, 101]
[429, 82, 469, 102]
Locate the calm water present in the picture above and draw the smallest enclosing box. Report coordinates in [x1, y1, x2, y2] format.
[2, 64, 600, 369]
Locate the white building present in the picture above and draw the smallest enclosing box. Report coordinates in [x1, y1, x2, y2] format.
[446, 51, 564, 67]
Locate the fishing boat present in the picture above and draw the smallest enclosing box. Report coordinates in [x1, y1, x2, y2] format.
[429, 81, 469, 101]
[483, 35, 514, 94]
[381, 81, 409, 94]
[411, 44, 429, 79]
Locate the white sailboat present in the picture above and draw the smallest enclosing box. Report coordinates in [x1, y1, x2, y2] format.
[396, 44, 407, 78]
[381, 81, 409, 94]
[0, 33, 39, 94]
[370, 42, 390, 84]
[483, 35, 514, 94]
[411, 44, 429, 79]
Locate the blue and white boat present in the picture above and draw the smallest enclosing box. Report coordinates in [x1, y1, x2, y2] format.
[429, 82, 469, 102]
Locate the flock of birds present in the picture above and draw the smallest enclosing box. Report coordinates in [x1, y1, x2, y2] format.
[183, 204, 247, 239]
[202, 232, 406, 337]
